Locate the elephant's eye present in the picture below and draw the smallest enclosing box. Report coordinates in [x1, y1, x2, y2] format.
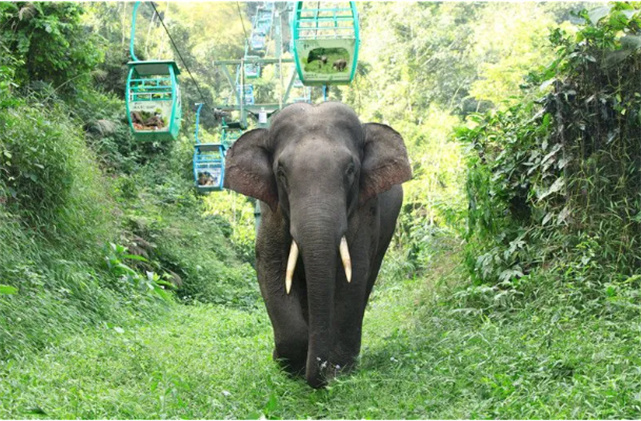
[277, 166, 288, 186]
[345, 162, 355, 177]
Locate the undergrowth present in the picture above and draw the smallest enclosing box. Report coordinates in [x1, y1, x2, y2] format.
[2, 243, 640, 419]
[459, 4, 641, 319]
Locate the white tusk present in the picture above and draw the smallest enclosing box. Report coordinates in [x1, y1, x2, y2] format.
[285, 241, 299, 294]
[339, 236, 352, 283]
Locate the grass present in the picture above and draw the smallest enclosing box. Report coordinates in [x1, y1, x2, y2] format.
[2, 247, 640, 419]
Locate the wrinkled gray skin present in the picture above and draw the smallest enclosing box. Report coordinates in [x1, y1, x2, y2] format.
[224, 102, 412, 388]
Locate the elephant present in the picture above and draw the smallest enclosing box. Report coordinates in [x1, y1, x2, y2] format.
[332, 59, 347, 72]
[224, 102, 412, 388]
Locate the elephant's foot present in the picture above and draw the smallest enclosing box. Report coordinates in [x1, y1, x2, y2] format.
[305, 355, 353, 388]
[273, 347, 306, 376]
[330, 347, 360, 375]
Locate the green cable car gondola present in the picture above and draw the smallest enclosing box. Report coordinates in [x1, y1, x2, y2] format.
[126, 2, 182, 141]
[291, 1, 359, 86]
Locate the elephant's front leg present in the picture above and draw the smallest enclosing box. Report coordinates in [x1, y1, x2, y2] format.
[330, 272, 368, 374]
[256, 204, 309, 375]
[330, 220, 374, 374]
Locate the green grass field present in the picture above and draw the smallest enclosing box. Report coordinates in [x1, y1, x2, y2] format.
[2, 249, 640, 420]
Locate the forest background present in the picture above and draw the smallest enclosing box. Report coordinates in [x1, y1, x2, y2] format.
[1, 1, 641, 419]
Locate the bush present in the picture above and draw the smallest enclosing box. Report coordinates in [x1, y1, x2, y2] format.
[459, 4, 641, 311]
[0, 2, 103, 93]
[0, 101, 115, 244]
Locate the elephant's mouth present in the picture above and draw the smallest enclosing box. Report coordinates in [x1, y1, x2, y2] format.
[284, 236, 352, 294]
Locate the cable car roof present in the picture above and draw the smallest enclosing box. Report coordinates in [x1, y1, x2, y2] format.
[127, 60, 181, 76]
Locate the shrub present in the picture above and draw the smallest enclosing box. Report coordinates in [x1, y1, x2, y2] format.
[0, 101, 115, 244]
[459, 4, 641, 308]
[0, 2, 103, 92]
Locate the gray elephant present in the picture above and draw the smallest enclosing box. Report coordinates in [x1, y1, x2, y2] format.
[224, 102, 412, 388]
[332, 59, 347, 72]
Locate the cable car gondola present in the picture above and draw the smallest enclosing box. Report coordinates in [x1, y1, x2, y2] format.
[255, 7, 273, 34]
[244, 56, 262, 79]
[237, 84, 255, 106]
[193, 104, 226, 192]
[126, 2, 182, 141]
[291, 1, 359, 86]
[251, 31, 267, 53]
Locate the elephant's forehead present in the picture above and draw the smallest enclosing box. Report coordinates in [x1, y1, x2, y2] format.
[270, 102, 363, 144]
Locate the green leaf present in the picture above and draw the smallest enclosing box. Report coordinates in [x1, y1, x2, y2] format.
[542, 212, 555, 226]
[588, 5, 612, 24]
[155, 280, 177, 290]
[0, 285, 18, 295]
[123, 254, 148, 262]
[537, 177, 565, 202]
[264, 393, 278, 414]
[152, 284, 171, 302]
[116, 263, 137, 275]
[622, 9, 637, 19]
[621, 35, 641, 50]
[25, 406, 47, 415]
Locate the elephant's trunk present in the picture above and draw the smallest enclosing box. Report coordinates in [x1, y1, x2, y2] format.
[290, 203, 347, 388]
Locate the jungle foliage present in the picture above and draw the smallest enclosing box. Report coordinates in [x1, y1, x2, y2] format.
[0, 1, 256, 361]
[4, 2, 641, 418]
[0, 0, 599, 362]
[460, 4, 641, 316]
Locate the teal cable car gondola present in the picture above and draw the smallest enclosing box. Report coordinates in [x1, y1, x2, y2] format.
[244, 56, 262, 79]
[237, 84, 255, 105]
[193, 104, 226, 191]
[126, 2, 182, 141]
[251, 31, 267, 53]
[220, 119, 243, 147]
[291, 1, 359, 85]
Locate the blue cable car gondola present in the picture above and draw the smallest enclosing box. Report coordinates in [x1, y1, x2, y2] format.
[126, 2, 182, 141]
[244, 56, 261, 78]
[291, 1, 359, 86]
[193, 104, 226, 192]
[292, 76, 311, 102]
[237, 84, 255, 105]
[220, 119, 243, 148]
[251, 31, 267, 53]
[292, 86, 312, 103]
[254, 7, 272, 30]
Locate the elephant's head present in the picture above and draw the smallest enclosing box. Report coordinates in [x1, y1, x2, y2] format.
[223, 102, 411, 386]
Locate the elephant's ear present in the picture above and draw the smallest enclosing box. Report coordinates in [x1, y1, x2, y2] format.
[224, 128, 278, 211]
[359, 123, 412, 204]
